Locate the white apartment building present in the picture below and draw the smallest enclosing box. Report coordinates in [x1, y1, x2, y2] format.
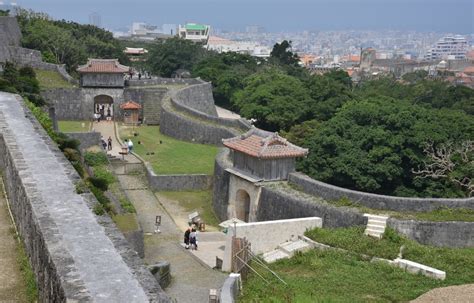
[178, 23, 210, 43]
[425, 35, 468, 60]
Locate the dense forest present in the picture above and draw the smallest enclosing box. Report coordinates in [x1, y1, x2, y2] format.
[144, 38, 474, 198]
[6, 12, 474, 198]
[15, 9, 128, 74]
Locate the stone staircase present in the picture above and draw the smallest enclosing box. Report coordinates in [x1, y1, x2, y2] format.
[143, 89, 167, 125]
[364, 214, 389, 239]
[262, 239, 312, 263]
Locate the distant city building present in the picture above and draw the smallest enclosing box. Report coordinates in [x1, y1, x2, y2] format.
[178, 23, 210, 43]
[88, 12, 102, 28]
[130, 22, 169, 40]
[245, 25, 265, 34]
[425, 35, 468, 60]
[162, 24, 176, 36]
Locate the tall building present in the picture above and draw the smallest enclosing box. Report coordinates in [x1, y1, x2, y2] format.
[162, 24, 176, 36]
[425, 35, 468, 60]
[88, 12, 101, 28]
[178, 23, 210, 43]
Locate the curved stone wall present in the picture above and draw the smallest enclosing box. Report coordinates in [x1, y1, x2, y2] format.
[289, 172, 474, 212]
[126, 78, 204, 87]
[160, 97, 243, 145]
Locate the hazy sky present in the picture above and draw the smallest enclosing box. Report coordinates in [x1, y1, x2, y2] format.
[8, 0, 474, 33]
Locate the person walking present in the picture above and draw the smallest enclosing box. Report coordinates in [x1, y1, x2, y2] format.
[107, 136, 112, 151]
[127, 139, 134, 153]
[184, 228, 191, 249]
[189, 228, 198, 250]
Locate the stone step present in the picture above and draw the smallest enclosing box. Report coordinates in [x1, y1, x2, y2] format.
[367, 220, 387, 227]
[262, 249, 290, 263]
[366, 223, 386, 231]
[364, 229, 384, 239]
[278, 240, 311, 255]
[363, 214, 389, 221]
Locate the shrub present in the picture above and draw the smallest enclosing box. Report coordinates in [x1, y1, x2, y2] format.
[63, 148, 80, 162]
[93, 203, 105, 215]
[88, 177, 109, 191]
[75, 180, 87, 194]
[57, 135, 80, 151]
[71, 161, 84, 178]
[93, 166, 116, 185]
[84, 151, 108, 167]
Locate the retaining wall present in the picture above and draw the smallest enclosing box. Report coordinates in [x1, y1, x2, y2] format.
[145, 162, 213, 191]
[257, 186, 367, 228]
[171, 82, 218, 116]
[65, 131, 100, 150]
[387, 218, 474, 248]
[289, 172, 474, 212]
[0, 92, 170, 302]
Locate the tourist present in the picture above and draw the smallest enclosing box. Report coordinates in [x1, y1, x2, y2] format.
[189, 228, 198, 250]
[94, 112, 100, 122]
[127, 139, 134, 153]
[107, 136, 112, 151]
[184, 228, 191, 249]
[138, 72, 142, 80]
[101, 138, 107, 150]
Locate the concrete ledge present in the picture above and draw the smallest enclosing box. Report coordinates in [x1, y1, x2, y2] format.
[220, 273, 241, 303]
[394, 258, 446, 280]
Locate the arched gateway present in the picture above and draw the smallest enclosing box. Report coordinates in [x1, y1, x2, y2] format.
[94, 94, 114, 120]
[235, 189, 251, 222]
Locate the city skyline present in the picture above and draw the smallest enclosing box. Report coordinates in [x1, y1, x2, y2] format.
[5, 0, 473, 33]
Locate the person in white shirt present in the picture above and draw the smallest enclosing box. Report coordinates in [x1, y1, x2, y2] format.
[127, 139, 134, 153]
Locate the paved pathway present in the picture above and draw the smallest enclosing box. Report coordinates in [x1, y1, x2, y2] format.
[96, 122, 227, 303]
[0, 177, 28, 302]
[215, 106, 241, 119]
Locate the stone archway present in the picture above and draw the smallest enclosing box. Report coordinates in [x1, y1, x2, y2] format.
[235, 189, 251, 222]
[94, 94, 114, 120]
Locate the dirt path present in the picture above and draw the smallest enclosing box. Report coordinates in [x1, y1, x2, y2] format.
[411, 284, 474, 303]
[0, 178, 28, 302]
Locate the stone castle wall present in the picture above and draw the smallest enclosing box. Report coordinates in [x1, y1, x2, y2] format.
[145, 162, 213, 191]
[0, 92, 170, 302]
[288, 172, 474, 212]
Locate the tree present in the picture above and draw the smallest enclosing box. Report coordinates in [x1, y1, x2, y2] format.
[232, 68, 311, 131]
[298, 97, 474, 197]
[414, 141, 474, 197]
[146, 37, 209, 77]
[270, 40, 300, 67]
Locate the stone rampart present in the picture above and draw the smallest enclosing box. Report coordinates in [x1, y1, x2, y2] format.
[0, 16, 21, 47]
[171, 82, 218, 116]
[257, 186, 366, 228]
[387, 218, 474, 248]
[126, 78, 204, 87]
[160, 98, 242, 145]
[212, 148, 232, 221]
[289, 172, 474, 212]
[65, 131, 100, 150]
[0, 92, 170, 302]
[145, 162, 213, 191]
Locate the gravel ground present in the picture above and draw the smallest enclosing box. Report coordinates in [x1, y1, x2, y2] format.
[411, 284, 474, 303]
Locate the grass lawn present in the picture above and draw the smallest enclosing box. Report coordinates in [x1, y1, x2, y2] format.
[242, 227, 474, 302]
[240, 249, 447, 303]
[112, 213, 139, 232]
[305, 226, 474, 285]
[119, 125, 218, 175]
[158, 190, 219, 227]
[35, 69, 76, 89]
[58, 120, 91, 133]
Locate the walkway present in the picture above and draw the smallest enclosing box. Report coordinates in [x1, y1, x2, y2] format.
[0, 178, 28, 302]
[96, 122, 226, 303]
[215, 106, 241, 119]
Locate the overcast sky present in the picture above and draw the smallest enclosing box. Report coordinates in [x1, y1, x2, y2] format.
[7, 0, 474, 33]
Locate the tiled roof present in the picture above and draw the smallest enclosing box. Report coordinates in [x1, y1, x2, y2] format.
[223, 130, 308, 159]
[77, 59, 129, 73]
[120, 101, 142, 110]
